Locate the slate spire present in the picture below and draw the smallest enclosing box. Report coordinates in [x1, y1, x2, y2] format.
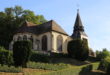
[72, 10, 87, 39]
[74, 9, 84, 32]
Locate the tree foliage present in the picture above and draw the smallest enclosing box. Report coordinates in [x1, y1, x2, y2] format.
[106, 63, 110, 75]
[96, 48, 110, 61]
[0, 46, 13, 65]
[98, 56, 110, 71]
[13, 41, 32, 67]
[68, 39, 89, 61]
[0, 6, 47, 49]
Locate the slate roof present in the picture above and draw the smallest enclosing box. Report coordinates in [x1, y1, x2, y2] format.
[72, 10, 88, 37]
[17, 20, 68, 36]
[74, 10, 83, 27]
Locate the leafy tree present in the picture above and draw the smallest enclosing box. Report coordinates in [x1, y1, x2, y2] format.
[68, 39, 89, 61]
[14, 6, 23, 18]
[0, 6, 47, 49]
[106, 64, 110, 75]
[13, 41, 32, 67]
[96, 48, 110, 61]
[0, 46, 13, 65]
[98, 56, 110, 71]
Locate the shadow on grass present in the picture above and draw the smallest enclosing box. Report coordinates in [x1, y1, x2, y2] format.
[79, 66, 105, 75]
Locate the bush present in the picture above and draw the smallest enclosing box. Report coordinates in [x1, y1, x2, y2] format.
[0, 46, 13, 65]
[98, 56, 110, 71]
[30, 51, 69, 63]
[13, 41, 32, 67]
[50, 53, 68, 58]
[106, 64, 110, 75]
[0, 64, 22, 73]
[96, 49, 110, 61]
[30, 51, 50, 63]
[27, 62, 70, 71]
[68, 39, 89, 61]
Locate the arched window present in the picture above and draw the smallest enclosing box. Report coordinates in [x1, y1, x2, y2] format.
[29, 36, 33, 49]
[17, 36, 22, 41]
[29, 36, 33, 43]
[35, 40, 39, 50]
[23, 35, 27, 40]
[57, 35, 63, 52]
[42, 35, 47, 51]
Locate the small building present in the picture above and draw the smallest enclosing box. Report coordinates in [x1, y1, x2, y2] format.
[9, 10, 89, 54]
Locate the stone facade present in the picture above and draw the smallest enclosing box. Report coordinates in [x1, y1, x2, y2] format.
[9, 20, 72, 54]
[9, 11, 91, 54]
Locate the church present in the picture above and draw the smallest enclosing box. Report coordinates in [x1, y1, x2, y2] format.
[9, 11, 88, 54]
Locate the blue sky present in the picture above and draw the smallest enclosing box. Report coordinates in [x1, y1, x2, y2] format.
[0, 0, 110, 51]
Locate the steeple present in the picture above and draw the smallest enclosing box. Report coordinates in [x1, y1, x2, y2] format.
[74, 10, 84, 32]
[72, 10, 88, 40]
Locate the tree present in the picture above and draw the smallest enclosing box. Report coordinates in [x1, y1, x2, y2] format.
[98, 56, 110, 71]
[68, 39, 89, 61]
[106, 64, 110, 75]
[0, 46, 13, 65]
[13, 41, 32, 67]
[0, 6, 47, 49]
[96, 48, 110, 61]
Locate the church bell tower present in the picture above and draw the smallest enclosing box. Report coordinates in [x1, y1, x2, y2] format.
[72, 10, 88, 41]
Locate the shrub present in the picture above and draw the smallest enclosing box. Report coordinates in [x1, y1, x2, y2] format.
[27, 62, 70, 71]
[0, 64, 22, 73]
[50, 53, 68, 58]
[13, 41, 32, 67]
[0, 46, 13, 65]
[96, 49, 110, 61]
[98, 56, 110, 71]
[30, 51, 50, 63]
[68, 39, 89, 61]
[30, 51, 69, 63]
[106, 64, 110, 75]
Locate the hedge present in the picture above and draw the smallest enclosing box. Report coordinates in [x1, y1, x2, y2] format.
[41, 66, 83, 75]
[41, 63, 99, 75]
[27, 62, 70, 71]
[0, 64, 22, 73]
[13, 41, 32, 67]
[0, 46, 13, 65]
[30, 51, 50, 63]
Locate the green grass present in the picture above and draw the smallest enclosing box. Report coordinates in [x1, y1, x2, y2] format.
[91, 62, 100, 70]
[0, 64, 22, 73]
[27, 62, 71, 71]
[0, 61, 102, 75]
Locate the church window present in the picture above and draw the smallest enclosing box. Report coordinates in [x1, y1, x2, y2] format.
[17, 36, 22, 41]
[83, 38, 88, 43]
[42, 35, 47, 51]
[35, 40, 39, 50]
[23, 35, 27, 40]
[29, 36, 33, 42]
[29, 36, 33, 49]
[57, 35, 63, 52]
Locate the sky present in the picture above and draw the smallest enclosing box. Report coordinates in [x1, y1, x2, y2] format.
[0, 0, 110, 51]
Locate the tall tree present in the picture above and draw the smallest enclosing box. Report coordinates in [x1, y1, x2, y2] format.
[13, 41, 32, 67]
[68, 39, 89, 61]
[0, 6, 47, 49]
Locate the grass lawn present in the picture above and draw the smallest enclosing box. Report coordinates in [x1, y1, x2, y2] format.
[0, 60, 105, 75]
[0, 68, 53, 75]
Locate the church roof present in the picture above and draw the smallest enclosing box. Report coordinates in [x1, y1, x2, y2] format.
[16, 20, 68, 36]
[74, 10, 83, 27]
[21, 20, 36, 27]
[72, 10, 88, 38]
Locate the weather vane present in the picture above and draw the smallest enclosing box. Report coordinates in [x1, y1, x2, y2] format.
[76, 0, 80, 12]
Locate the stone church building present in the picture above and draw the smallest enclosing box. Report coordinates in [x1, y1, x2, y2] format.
[9, 11, 88, 54]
